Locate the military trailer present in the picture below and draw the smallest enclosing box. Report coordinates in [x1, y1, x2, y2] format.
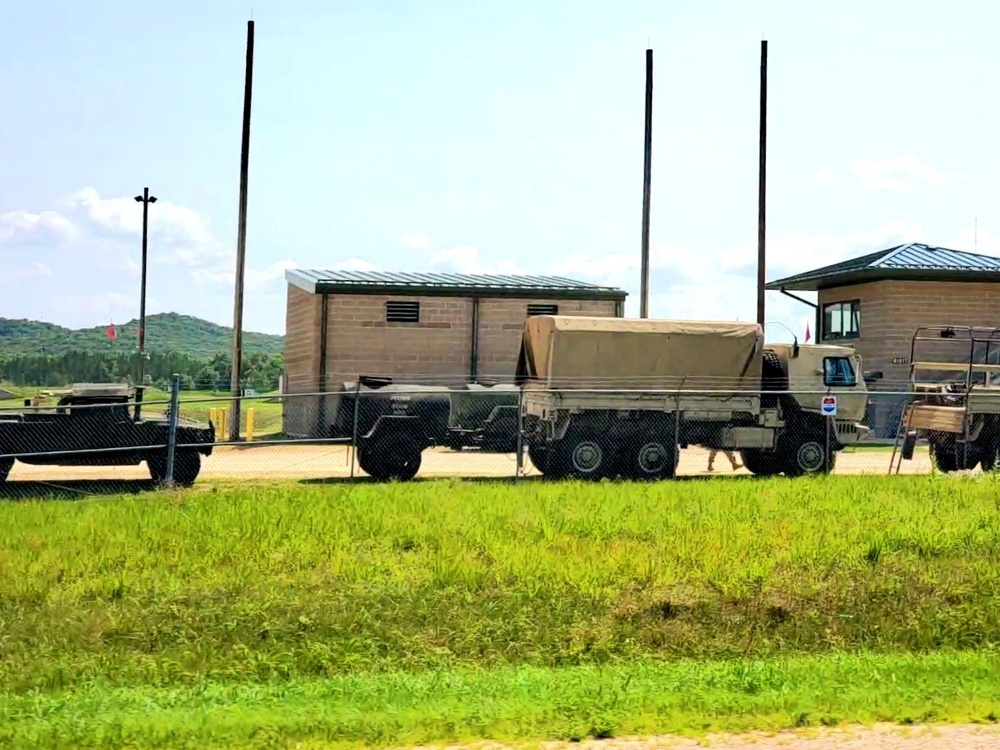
[891, 326, 1000, 473]
[335, 377, 522, 481]
[514, 315, 870, 480]
[0, 383, 215, 486]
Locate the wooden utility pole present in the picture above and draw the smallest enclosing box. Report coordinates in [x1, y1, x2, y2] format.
[229, 19, 255, 442]
[756, 40, 768, 329]
[640, 48, 653, 319]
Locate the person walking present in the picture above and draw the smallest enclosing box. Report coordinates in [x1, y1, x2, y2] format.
[707, 448, 742, 472]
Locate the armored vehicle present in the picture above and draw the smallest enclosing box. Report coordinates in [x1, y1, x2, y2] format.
[0, 383, 215, 486]
[515, 315, 871, 480]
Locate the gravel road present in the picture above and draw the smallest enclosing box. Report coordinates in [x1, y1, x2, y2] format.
[4, 443, 930, 484]
[402, 723, 1000, 749]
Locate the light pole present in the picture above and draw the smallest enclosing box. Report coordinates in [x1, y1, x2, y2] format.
[134, 187, 157, 418]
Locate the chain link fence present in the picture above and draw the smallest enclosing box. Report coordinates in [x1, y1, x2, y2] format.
[1, 379, 996, 489]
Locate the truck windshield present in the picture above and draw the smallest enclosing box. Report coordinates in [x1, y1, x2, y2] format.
[823, 357, 857, 387]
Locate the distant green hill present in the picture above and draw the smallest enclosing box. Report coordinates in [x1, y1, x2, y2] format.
[0, 313, 284, 360]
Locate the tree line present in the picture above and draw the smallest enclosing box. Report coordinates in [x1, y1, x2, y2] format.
[0, 350, 284, 392]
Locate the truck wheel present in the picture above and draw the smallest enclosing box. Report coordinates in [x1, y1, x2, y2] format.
[931, 442, 958, 473]
[0, 457, 12, 484]
[148, 450, 202, 487]
[783, 438, 835, 477]
[527, 442, 551, 474]
[357, 434, 422, 482]
[622, 440, 678, 480]
[554, 432, 612, 481]
[739, 449, 784, 477]
[981, 446, 998, 472]
[932, 442, 979, 472]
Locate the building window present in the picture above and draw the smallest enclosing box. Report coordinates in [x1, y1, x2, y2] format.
[527, 304, 559, 316]
[822, 300, 860, 340]
[823, 356, 857, 387]
[386, 300, 420, 323]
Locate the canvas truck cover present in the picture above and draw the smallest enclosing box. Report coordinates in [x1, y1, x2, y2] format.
[514, 316, 764, 391]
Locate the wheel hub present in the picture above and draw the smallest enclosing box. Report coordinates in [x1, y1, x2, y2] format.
[572, 440, 603, 473]
[796, 441, 825, 472]
[637, 442, 669, 474]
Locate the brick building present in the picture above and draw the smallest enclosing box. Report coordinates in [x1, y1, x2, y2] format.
[282, 269, 627, 437]
[766, 242, 1000, 436]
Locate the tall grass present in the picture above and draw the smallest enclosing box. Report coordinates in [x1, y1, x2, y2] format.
[2, 475, 1000, 694]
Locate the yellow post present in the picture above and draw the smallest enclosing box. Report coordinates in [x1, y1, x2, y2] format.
[246, 408, 255, 442]
[210, 408, 218, 425]
[219, 409, 227, 443]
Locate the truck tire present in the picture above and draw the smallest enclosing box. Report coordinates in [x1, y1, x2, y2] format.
[761, 349, 788, 407]
[782, 437, 835, 477]
[739, 449, 783, 477]
[0, 457, 12, 484]
[553, 431, 613, 481]
[147, 450, 202, 487]
[621, 440, 678, 480]
[981, 445, 998, 472]
[357, 433, 422, 482]
[931, 441, 980, 472]
[527, 442, 552, 474]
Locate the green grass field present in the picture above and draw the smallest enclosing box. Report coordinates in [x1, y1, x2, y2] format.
[3, 475, 1000, 748]
[1, 386, 285, 437]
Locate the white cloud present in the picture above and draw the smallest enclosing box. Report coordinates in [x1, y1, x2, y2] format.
[192, 258, 300, 293]
[950, 224, 1000, 258]
[0, 261, 53, 286]
[553, 220, 925, 291]
[0, 209, 78, 246]
[849, 157, 968, 192]
[333, 258, 378, 272]
[49, 291, 142, 319]
[59, 187, 214, 245]
[401, 233, 432, 249]
[813, 168, 839, 185]
[428, 245, 521, 275]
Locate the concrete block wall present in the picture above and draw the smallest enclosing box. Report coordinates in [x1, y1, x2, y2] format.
[818, 280, 1000, 437]
[282, 285, 621, 436]
[476, 298, 618, 380]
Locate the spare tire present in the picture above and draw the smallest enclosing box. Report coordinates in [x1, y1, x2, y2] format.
[761, 349, 788, 407]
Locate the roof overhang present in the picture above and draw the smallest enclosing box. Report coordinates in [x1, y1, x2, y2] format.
[285, 269, 628, 302]
[766, 269, 1000, 293]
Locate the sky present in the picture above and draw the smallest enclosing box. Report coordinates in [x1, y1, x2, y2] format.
[1, 0, 998, 342]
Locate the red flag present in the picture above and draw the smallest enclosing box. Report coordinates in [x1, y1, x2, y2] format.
[805, 322, 811, 343]
[107, 321, 117, 341]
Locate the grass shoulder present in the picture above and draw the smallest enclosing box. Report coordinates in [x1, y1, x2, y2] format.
[2, 651, 999, 749]
[3, 475, 1000, 747]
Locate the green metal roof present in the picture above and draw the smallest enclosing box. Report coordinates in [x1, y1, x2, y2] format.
[766, 243, 1000, 292]
[286, 269, 628, 301]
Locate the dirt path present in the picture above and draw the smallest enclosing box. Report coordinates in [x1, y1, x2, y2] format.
[5, 444, 930, 483]
[405, 723, 1000, 749]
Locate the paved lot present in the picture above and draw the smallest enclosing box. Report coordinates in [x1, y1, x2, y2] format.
[5, 443, 935, 484]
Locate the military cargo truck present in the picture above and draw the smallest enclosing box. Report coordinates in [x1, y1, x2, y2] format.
[514, 315, 870, 480]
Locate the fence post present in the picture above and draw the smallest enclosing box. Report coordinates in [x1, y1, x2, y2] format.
[515, 387, 524, 480]
[165, 373, 181, 487]
[825, 413, 831, 473]
[673, 391, 681, 466]
[349, 380, 362, 479]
